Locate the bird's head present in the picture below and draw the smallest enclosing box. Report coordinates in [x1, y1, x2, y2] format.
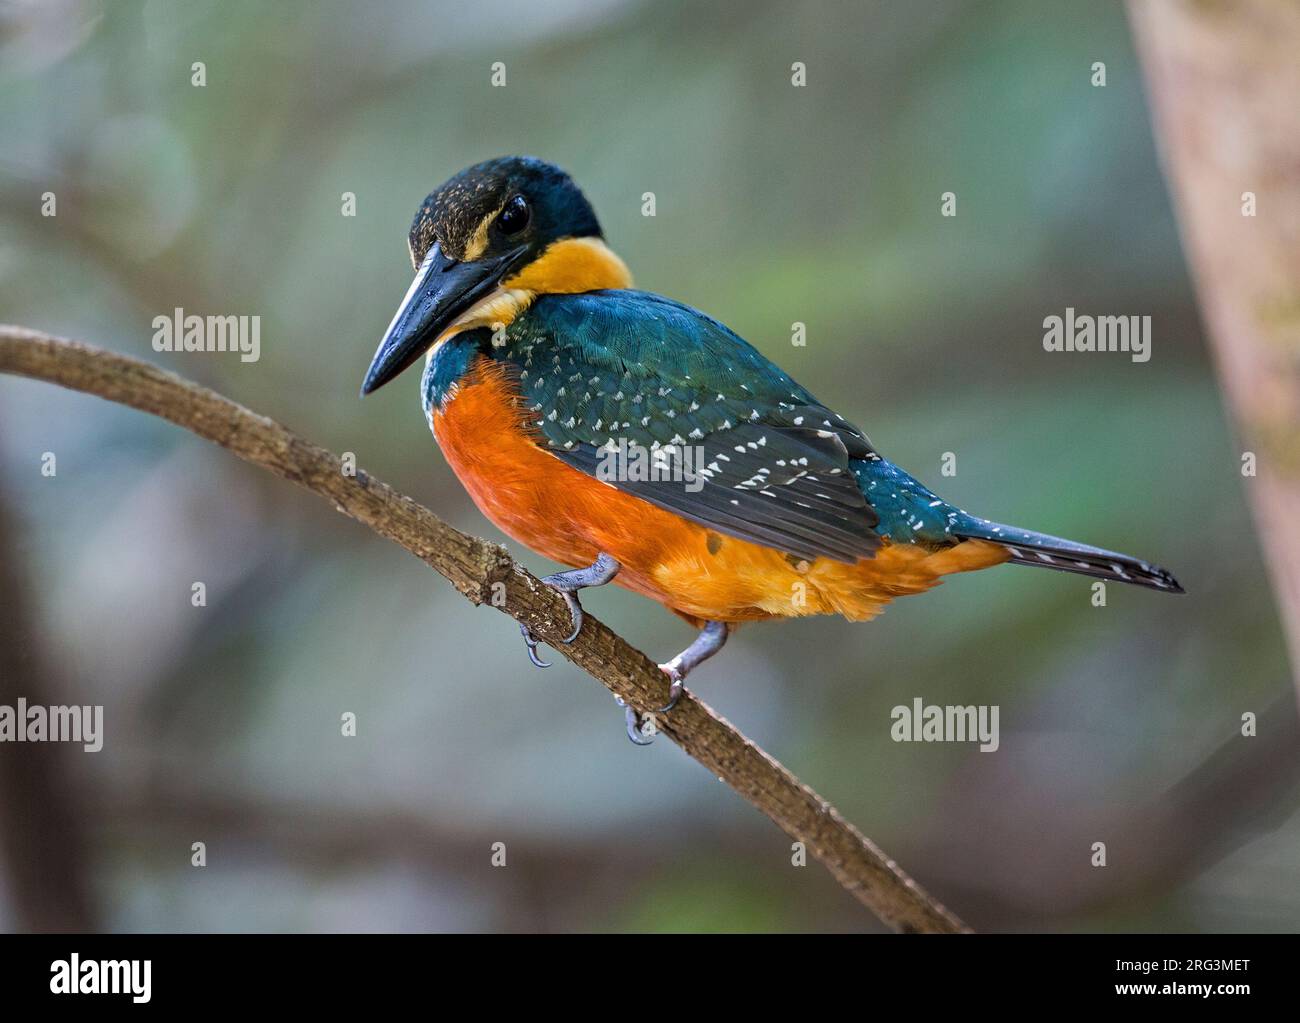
[361, 156, 630, 395]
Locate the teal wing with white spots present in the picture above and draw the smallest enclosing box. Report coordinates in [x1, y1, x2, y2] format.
[425, 292, 1182, 591]
[495, 291, 883, 563]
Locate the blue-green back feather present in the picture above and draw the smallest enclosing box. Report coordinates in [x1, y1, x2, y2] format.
[422, 290, 1181, 590]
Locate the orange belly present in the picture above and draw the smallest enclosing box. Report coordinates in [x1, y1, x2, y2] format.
[431, 357, 1008, 625]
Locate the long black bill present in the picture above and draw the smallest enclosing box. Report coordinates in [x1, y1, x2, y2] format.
[360, 242, 525, 396]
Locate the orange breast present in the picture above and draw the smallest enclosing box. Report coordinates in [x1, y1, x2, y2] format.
[432, 357, 1007, 625]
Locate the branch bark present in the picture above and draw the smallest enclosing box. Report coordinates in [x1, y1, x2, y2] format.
[0, 324, 968, 934]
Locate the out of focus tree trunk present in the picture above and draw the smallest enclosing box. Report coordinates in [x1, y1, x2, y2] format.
[0, 489, 95, 931]
[1128, 1, 1300, 693]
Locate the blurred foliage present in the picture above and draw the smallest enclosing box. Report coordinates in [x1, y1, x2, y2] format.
[0, 0, 1294, 932]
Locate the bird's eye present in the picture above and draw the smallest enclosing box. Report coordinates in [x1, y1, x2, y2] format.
[497, 195, 530, 236]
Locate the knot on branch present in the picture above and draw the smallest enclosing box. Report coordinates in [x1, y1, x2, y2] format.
[471, 542, 517, 609]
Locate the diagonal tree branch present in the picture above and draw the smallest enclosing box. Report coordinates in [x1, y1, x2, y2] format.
[0, 324, 969, 934]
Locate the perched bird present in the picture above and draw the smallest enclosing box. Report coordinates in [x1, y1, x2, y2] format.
[362, 156, 1182, 743]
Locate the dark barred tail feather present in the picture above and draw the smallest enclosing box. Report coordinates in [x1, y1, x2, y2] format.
[952, 516, 1184, 594]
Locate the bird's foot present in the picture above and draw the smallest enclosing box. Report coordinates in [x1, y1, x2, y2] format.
[618, 620, 730, 745]
[518, 553, 620, 667]
[655, 663, 685, 713]
[616, 696, 656, 745]
[519, 623, 551, 668]
[615, 664, 681, 746]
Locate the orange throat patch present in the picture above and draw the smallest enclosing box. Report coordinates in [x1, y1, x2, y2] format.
[431, 236, 633, 348]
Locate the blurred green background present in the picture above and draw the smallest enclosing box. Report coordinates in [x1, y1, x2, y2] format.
[0, 0, 1295, 933]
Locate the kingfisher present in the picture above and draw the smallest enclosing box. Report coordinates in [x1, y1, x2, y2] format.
[361, 156, 1182, 743]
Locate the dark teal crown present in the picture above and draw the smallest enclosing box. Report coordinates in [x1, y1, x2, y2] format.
[408, 156, 602, 266]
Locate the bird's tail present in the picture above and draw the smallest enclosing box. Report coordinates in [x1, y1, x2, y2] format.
[951, 516, 1183, 593]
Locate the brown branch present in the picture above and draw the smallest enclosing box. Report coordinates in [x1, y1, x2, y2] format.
[0, 324, 969, 934]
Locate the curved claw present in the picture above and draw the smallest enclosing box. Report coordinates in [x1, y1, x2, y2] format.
[519, 623, 551, 668]
[616, 696, 655, 745]
[539, 554, 617, 645]
[656, 665, 685, 714]
[557, 591, 583, 644]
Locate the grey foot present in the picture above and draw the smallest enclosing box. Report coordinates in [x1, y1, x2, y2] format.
[622, 620, 730, 745]
[519, 553, 620, 664]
